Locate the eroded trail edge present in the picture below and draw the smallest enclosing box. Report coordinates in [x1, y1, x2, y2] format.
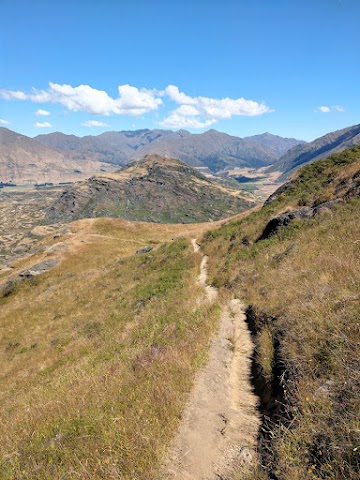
[161, 239, 260, 480]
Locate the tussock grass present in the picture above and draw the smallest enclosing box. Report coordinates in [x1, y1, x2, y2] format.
[0, 219, 220, 479]
[203, 147, 360, 479]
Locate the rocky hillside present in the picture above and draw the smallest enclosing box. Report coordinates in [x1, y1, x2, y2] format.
[203, 145, 360, 479]
[269, 123, 360, 179]
[36, 128, 304, 173]
[0, 127, 115, 184]
[47, 154, 255, 224]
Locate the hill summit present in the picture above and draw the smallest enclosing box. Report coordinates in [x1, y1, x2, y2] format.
[47, 154, 254, 224]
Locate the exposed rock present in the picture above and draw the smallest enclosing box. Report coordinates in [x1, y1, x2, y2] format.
[313, 198, 343, 214]
[136, 246, 153, 254]
[263, 179, 295, 205]
[257, 207, 314, 241]
[0, 264, 13, 273]
[30, 225, 58, 237]
[19, 259, 59, 278]
[0, 277, 21, 297]
[259, 195, 350, 242]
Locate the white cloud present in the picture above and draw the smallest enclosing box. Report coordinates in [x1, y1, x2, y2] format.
[316, 105, 345, 113]
[34, 121, 52, 128]
[160, 111, 216, 129]
[0, 118, 10, 125]
[162, 85, 272, 128]
[0, 83, 162, 116]
[82, 120, 109, 127]
[0, 82, 272, 129]
[35, 109, 51, 116]
[165, 85, 195, 105]
[0, 90, 27, 100]
[160, 105, 215, 128]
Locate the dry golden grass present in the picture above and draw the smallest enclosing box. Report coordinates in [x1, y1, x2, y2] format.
[202, 147, 360, 479]
[0, 218, 222, 479]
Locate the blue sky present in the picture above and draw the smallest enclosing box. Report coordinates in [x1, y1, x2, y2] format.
[0, 0, 359, 141]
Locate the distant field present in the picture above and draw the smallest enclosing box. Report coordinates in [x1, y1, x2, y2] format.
[226, 167, 282, 199]
[0, 187, 62, 262]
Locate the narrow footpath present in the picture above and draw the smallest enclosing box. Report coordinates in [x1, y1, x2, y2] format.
[161, 239, 260, 480]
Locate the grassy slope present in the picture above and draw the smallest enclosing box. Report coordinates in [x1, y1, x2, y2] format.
[0, 219, 220, 479]
[203, 146, 360, 479]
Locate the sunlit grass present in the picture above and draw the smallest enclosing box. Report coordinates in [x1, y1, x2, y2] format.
[203, 147, 360, 479]
[0, 219, 220, 479]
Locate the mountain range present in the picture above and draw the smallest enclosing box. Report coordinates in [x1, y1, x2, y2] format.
[269, 123, 360, 179]
[0, 127, 115, 184]
[35, 129, 303, 173]
[3, 124, 360, 186]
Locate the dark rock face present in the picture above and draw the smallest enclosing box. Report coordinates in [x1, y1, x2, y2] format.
[263, 180, 296, 206]
[313, 199, 343, 214]
[136, 246, 153, 254]
[19, 259, 59, 278]
[258, 199, 346, 241]
[0, 258, 59, 297]
[257, 208, 314, 241]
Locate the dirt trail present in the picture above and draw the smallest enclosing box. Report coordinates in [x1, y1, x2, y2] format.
[161, 240, 260, 480]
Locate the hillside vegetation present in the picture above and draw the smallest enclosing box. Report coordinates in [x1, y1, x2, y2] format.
[203, 146, 360, 479]
[1, 144, 359, 480]
[47, 155, 254, 224]
[0, 219, 220, 479]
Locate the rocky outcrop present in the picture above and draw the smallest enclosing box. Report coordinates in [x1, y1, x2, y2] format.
[19, 259, 59, 278]
[46, 155, 255, 224]
[258, 199, 345, 241]
[136, 246, 153, 254]
[257, 207, 314, 241]
[0, 258, 59, 297]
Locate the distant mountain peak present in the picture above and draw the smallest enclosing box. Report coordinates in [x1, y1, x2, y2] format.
[176, 129, 191, 137]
